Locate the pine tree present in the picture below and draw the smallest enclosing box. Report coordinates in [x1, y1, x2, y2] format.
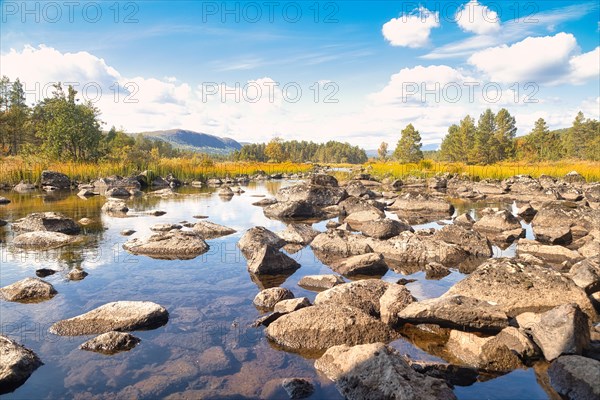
[473, 109, 496, 164]
[378, 141, 388, 160]
[393, 124, 423, 163]
[493, 108, 517, 162]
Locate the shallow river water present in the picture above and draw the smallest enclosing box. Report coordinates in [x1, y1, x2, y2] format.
[0, 180, 553, 399]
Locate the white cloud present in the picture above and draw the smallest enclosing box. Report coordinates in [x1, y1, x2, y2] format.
[568, 47, 600, 84]
[455, 0, 501, 35]
[467, 33, 580, 84]
[382, 7, 440, 48]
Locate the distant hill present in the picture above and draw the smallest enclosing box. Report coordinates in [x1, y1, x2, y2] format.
[134, 129, 242, 154]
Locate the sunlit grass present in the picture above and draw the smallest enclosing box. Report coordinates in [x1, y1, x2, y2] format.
[0, 157, 313, 185]
[1, 156, 598, 185]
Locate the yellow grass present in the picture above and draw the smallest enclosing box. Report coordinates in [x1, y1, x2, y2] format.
[365, 161, 600, 182]
[1, 156, 598, 185]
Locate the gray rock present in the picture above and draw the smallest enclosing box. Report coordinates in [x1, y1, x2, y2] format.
[315, 343, 456, 400]
[0, 335, 42, 394]
[434, 224, 493, 257]
[217, 186, 234, 197]
[101, 199, 129, 214]
[548, 355, 600, 400]
[310, 230, 372, 257]
[277, 224, 319, 245]
[310, 174, 338, 187]
[49, 301, 169, 336]
[120, 229, 136, 236]
[344, 210, 384, 228]
[569, 256, 600, 294]
[252, 197, 278, 206]
[473, 210, 522, 233]
[445, 258, 598, 321]
[197, 346, 232, 374]
[516, 304, 590, 361]
[245, 246, 300, 275]
[13, 231, 79, 250]
[274, 297, 311, 313]
[360, 218, 413, 240]
[192, 220, 236, 239]
[314, 279, 390, 317]
[123, 231, 209, 260]
[564, 171, 586, 184]
[79, 331, 140, 354]
[238, 226, 285, 258]
[266, 305, 395, 354]
[398, 295, 509, 332]
[276, 183, 346, 207]
[330, 253, 388, 277]
[41, 170, 71, 189]
[150, 223, 182, 232]
[517, 239, 584, 268]
[379, 284, 414, 326]
[297, 274, 344, 290]
[12, 212, 80, 234]
[338, 197, 385, 216]
[93, 176, 141, 190]
[253, 287, 295, 310]
[13, 182, 36, 193]
[105, 187, 131, 197]
[0, 277, 57, 303]
[263, 200, 321, 220]
[67, 268, 88, 281]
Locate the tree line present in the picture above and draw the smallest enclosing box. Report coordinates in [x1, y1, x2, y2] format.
[233, 138, 368, 164]
[0, 77, 183, 164]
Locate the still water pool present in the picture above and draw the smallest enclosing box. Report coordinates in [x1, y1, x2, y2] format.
[0, 181, 551, 399]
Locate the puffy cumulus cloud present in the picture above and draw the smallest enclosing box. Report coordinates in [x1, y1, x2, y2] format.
[382, 7, 440, 48]
[568, 47, 600, 84]
[467, 33, 586, 84]
[455, 0, 501, 35]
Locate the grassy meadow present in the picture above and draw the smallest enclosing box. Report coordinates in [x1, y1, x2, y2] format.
[0, 156, 599, 185]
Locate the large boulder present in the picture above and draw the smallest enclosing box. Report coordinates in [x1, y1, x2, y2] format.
[397, 295, 509, 332]
[238, 227, 285, 258]
[329, 253, 388, 277]
[276, 183, 347, 207]
[369, 231, 467, 268]
[123, 231, 209, 260]
[0, 277, 57, 303]
[192, 220, 236, 239]
[445, 259, 598, 322]
[314, 343, 456, 400]
[0, 336, 43, 394]
[12, 231, 80, 250]
[338, 197, 385, 216]
[277, 224, 319, 245]
[314, 279, 390, 317]
[516, 304, 590, 361]
[310, 230, 372, 257]
[41, 170, 71, 189]
[265, 305, 395, 354]
[245, 246, 300, 275]
[360, 219, 413, 240]
[49, 301, 169, 336]
[79, 331, 141, 355]
[434, 224, 493, 257]
[548, 355, 600, 400]
[12, 212, 80, 234]
[263, 200, 321, 220]
[390, 192, 454, 223]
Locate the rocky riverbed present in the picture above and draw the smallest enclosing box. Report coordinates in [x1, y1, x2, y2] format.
[0, 170, 599, 399]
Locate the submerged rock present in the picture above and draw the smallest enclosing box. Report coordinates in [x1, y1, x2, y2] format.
[266, 305, 394, 354]
[123, 231, 209, 260]
[0, 277, 57, 303]
[49, 301, 169, 336]
[315, 343, 456, 400]
[12, 212, 80, 234]
[79, 331, 141, 355]
[0, 335, 43, 394]
[282, 378, 315, 399]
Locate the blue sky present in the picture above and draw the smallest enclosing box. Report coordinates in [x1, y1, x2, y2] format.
[1, 0, 598, 147]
